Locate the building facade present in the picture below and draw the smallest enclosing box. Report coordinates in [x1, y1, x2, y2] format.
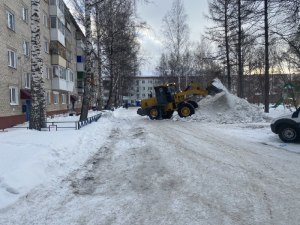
[0, 0, 84, 129]
[127, 76, 162, 106]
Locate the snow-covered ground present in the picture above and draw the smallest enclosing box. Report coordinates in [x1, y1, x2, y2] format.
[0, 91, 299, 225]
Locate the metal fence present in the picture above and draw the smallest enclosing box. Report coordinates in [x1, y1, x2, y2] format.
[10, 113, 102, 131]
[76, 113, 102, 130]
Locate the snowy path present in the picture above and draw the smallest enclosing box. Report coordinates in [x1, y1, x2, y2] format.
[0, 108, 300, 225]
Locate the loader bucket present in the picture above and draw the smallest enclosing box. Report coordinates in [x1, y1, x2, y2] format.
[206, 84, 223, 95]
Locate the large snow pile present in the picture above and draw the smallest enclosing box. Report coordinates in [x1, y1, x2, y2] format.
[174, 79, 268, 124]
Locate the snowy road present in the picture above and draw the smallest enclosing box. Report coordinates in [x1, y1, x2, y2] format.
[1, 108, 300, 225]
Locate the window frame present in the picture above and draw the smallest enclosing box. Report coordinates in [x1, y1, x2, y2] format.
[53, 93, 59, 104]
[6, 10, 15, 31]
[8, 49, 17, 68]
[22, 7, 29, 23]
[24, 73, 31, 89]
[23, 40, 30, 56]
[46, 91, 51, 105]
[44, 41, 49, 53]
[44, 66, 51, 79]
[43, 13, 48, 27]
[9, 86, 19, 105]
[61, 94, 66, 104]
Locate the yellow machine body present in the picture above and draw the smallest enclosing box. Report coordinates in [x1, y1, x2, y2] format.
[137, 82, 218, 119]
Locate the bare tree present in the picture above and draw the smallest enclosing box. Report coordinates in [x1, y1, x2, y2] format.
[95, 0, 141, 109]
[29, 0, 46, 130]
[162, 0, 190, 90]
[207, 0, 236, 92]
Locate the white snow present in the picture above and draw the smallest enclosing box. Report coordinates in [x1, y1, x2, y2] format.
[0, 88, 299, 225]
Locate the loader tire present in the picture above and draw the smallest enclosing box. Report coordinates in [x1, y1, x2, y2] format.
[148, 106, 160, 120]
[188, 100, 198, 109]
[178, 103, 195, 118]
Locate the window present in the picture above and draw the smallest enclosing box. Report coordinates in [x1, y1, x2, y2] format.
[53, 66, 67, 79]
[53, 93, 59, 104]
[24, 73, 31, 88]
[43, 14, 48, 27]
[60, 68, 66, 80]
[46, 92, 51, 104]
[44, 66, 51, 79]
[22, 7, 28, 23]
[53, 66, 58, 77]
[8, 49, 17, 68]
[68, 70, 74, 82]
[57, 18, 65, 34]
[142, 80, 145, 84]
[23, 41, 30, 56]
[143, 87, 145, 90]
[6, 11, 15, 31]
[50, 0, 56, 5]
[50, 17, 56, 28]
[77, 56, 84, 63]
[61, 94, 66, 104]
[44, 41, 49, 53]
[9, 86, 18, 105]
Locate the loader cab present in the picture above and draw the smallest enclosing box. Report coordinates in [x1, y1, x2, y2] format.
[154, 84, 176, 106]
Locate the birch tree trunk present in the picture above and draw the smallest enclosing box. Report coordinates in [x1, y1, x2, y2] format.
[80, 0, 93, 121]
[96, 3, 104, 110]
[29, 0, 46, 130]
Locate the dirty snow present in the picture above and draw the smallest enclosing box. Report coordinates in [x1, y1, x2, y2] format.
[0, 85, 300, 225]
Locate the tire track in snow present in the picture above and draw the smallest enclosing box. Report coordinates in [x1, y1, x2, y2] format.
[146, 120, 300, 225]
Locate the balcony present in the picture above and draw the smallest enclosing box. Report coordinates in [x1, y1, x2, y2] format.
[77, 62, 84, 72]
[77, 72, 85, 82]
[51, 55, 66, 67]
[52, 78, 74, 92]
[49, 3, 65, 20]
[50, 29, 65, 46]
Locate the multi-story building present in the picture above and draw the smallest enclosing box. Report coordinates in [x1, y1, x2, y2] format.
[0, 0, 84, 129]
[127, 76, 162, 106]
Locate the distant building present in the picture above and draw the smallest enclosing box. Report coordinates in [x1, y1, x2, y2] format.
[126, 76, 162, 106]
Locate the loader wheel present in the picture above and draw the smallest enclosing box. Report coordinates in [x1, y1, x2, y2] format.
[148, 106, 160, 120]
[178, 103, 195, 118]
[188, 100, 198, 109]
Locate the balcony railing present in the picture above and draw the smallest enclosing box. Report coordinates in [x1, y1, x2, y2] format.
[52, 78, 74, 92]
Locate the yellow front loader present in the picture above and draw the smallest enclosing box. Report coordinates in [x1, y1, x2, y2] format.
[137, 81, 222, 120]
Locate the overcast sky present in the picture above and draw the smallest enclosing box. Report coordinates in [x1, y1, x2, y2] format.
[136, 0, 210, 75]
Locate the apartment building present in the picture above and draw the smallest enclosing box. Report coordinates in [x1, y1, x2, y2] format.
[0, 0, 84, 129]
[127, 76, 163, 106]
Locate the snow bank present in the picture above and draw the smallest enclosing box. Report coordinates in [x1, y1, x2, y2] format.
[0, 110, 113, 209]
[174, 78, 268, 124]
